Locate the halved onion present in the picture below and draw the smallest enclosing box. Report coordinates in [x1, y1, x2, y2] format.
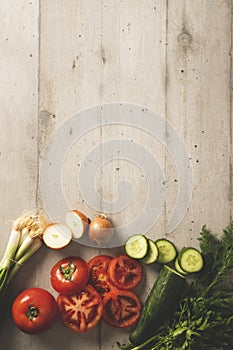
[65, 210, 89, 239]
[88, 214, 113, 245]
[43, 223, 72, 249]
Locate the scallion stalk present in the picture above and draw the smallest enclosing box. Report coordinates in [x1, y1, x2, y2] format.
[18, 227, 29, 246]
[0, 229, 21, 270]
[14, 236, 34, 261]
[0, 211, 47, 309]
[8, 238, 42, 281]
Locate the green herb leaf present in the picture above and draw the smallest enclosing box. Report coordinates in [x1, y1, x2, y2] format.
[192, 223, 233, 297]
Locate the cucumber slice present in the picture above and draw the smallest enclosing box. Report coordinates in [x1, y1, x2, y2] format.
[141, 239, 159, 264]
[178, 247, 204, 273]
[155, 238, 177, 264]
[174, 258, 188, 276]
[125, 234, 148, 259]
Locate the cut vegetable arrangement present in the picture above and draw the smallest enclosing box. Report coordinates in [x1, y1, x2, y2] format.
[2, 209, 233, 349]
[124, 234, 203, 277]
[88, 254, 143, 328]
[41, 210, 115, 248]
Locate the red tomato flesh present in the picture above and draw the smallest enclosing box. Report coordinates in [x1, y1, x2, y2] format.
[103, 289, 141, 328]
[50, 256, 89, 295]
[12, 288, 58, 334]
[108, 254, 143, 290]
[57, 285, 103, 333]
[88, 255, 116, 297]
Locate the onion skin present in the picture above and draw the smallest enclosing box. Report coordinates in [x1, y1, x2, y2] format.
[88, 215, 113, 245]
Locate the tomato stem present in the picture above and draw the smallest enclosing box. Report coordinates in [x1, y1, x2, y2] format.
[26, 304, 39, 320]
[59, 261, 76, 281]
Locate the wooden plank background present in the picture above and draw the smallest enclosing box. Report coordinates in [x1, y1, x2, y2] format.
[0, 0, 232, 349]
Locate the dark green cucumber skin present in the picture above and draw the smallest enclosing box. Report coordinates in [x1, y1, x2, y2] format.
[129, 265, 187, 346]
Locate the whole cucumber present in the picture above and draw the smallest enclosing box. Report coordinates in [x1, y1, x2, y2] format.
[129, 265, 187, 346]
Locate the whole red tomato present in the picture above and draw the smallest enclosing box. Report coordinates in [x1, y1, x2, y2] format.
[50, 256, 89, 295]
[12, 288, 58, 334]
[57, 285, 103, 333]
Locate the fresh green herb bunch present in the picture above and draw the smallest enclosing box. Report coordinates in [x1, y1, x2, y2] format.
[192, 223, 233, 297]
[156, 223, 233, 350]
[143, 294, 233, 350]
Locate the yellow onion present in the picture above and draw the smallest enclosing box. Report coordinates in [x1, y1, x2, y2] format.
[88, 214, 113, 245]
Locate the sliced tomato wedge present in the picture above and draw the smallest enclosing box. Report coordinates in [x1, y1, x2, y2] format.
[103, 289, 141, 328]
[88, 255, 116, 297]
[108, 254, 143, 290]
[57, 285, 103, 333]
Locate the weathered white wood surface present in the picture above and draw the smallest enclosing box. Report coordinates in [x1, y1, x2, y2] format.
[0, 1, 232, 349]
[0, 2, 39, 348]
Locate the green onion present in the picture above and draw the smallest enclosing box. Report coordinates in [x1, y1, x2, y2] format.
[0, 211, 47, 308]
[8, 238, 42, 280]
[14, 236, 34, 261]
[18, 227, 29, 246]
[0, 229, 20, 270]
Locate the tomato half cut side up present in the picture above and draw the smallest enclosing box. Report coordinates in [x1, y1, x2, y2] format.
[103, 289, 141, 328]
[88, 255, 116, 297]
[57, 285, 103, 333]
[108, 254, 143, 290]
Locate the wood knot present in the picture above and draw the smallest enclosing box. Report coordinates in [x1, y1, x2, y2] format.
[178, 33, 192, 47]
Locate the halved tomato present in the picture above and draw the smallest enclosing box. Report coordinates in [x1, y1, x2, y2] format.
[108, 254, 143, 290]
[57, 285, 103, 333]
[103, 289, 141, 328]
[88, 255, 116, 297]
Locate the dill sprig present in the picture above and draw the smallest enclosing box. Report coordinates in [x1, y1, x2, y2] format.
[192, 222, 233, 297]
